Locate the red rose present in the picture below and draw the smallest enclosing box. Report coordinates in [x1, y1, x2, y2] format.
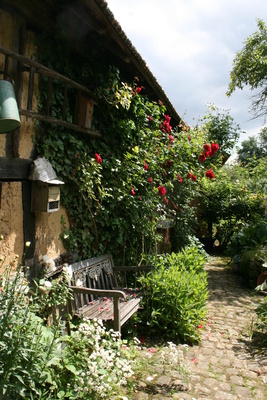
[144, 162, 148, 171]
[158, 185, 166, 196]
[135, 87, 142, 94]
[203, 143, 211, 152]
[188, 135, 191, 141]
[188, 172, 197, 181]
[165, 115, 171, 123]
[148, 116, 153, 121]
[148, 177, 153, 184]
[177, 175, 183, 183]
[169, 134, 174, 143]
[131, 186, 136, 196]
[161, 114, 172, 133]
[210, 143, 219, 156]
[199, 154, 206, 163]
[206, 169, 215, 179]
[203, 143, 211, 156]
[95, 153, 102, 163]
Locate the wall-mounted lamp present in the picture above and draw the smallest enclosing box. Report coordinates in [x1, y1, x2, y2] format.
[0, 71, 20, 133]
[28, 158, 64, 213]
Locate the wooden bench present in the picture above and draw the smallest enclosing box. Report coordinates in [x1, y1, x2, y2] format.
[68, 254, 153, 333]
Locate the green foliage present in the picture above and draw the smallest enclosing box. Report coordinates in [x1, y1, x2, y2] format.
[193, 104, 241, 161]
[0, 261, 63, 399]
[227, 222, 267, 264]
[237, 136, 263, 166]
[226, 222, 267, 286]
[248, 156, 267, 194]
[196, 162, 266, 249]
[34, 32, 228, 265]
[138, 246, 208, 343]
[255, 290, 267, 338]
[237, 127, 267, 166]
[0, 260, 136, 399]
[227, 19, 267, 119]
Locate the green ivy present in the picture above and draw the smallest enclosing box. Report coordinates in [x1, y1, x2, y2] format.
[35, 32, 222, 265]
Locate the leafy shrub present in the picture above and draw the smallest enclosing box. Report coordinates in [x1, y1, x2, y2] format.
[254, 280, 267, 340]
[255, 295, 267, 335]
[0, 261, 62, 399]
[0, 260, 134, 399]
[226, 222, 267, 286]
[138, 246, 208, 343]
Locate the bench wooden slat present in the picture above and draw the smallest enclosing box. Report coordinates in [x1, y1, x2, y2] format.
[75, 299, 114, 320]
[120, 298, 141, 325]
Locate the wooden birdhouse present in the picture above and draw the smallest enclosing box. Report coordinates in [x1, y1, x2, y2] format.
[28, 158, 64, 213]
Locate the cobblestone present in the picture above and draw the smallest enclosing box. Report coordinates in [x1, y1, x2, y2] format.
[131, 257, 266, 399]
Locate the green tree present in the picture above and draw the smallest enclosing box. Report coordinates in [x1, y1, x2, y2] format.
[237, 127, 267, 165]
[237, 135, 261, 165]
[193, 104, 241, 163]
[196, 164, 265, 249]
[259, 126, 267, 154]
[227, 19, 267, 120]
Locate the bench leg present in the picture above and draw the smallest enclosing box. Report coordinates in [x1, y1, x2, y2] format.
[113, 297, 121, 333]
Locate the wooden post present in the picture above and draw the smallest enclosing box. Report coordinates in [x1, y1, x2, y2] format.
[113, 297, 121, 333]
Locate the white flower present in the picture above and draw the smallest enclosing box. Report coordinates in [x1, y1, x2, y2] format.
[42, 255, 56, 272]
[133, 337, 141, 345]
[76, 278, 83, 287]
[21, 284, 29, 294]
[63, 265, 72, 281]
[25, 241, 31, 247]
[44, 280, 52, 289]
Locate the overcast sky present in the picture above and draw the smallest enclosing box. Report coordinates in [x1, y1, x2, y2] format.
[107, 0, 266, 149]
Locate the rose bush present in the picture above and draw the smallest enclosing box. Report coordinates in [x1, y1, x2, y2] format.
[36, 34, 236, 265]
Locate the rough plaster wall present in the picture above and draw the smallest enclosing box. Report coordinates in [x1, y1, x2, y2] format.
[0, 11, 24, 272]
[0, 10, 70, 267]
[0, 134, 5, 157]
[35, 207, 70, 262]
[0, 182, 24, 272]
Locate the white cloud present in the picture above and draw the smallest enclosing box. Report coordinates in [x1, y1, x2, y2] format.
[107, 0, 266, 140]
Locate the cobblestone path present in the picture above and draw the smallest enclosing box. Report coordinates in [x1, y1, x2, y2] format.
[131, 257, 267, 400]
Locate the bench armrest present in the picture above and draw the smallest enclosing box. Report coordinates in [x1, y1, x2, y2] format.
[69, 286, 126, 299]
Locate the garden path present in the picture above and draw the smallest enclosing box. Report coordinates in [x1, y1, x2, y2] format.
[131, 256, 267, 400]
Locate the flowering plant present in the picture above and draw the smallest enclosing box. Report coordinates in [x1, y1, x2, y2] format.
[62, 319, 134, 399]
[0, 258, 137, 399]
[36, 45, 239, 264]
